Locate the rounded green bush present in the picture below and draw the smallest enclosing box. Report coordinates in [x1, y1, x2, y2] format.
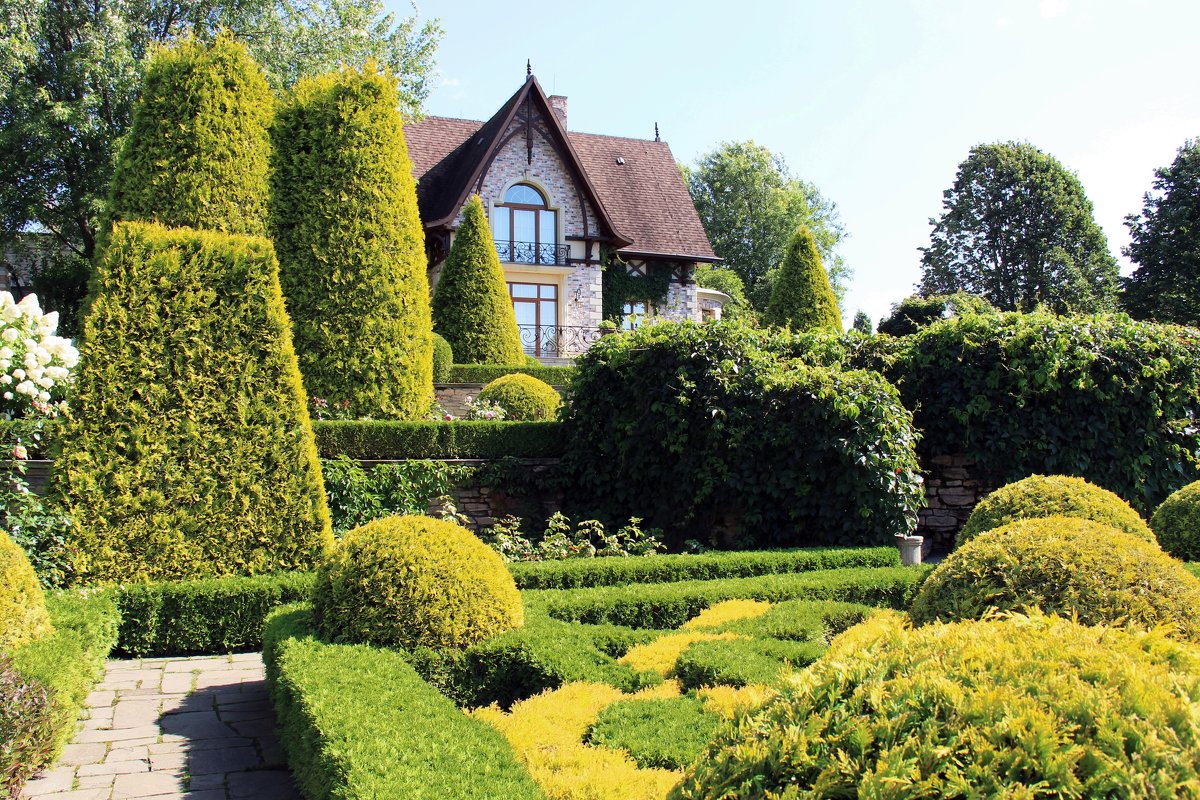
[1152, 480, 1200, 561]
[957, 473, 1153, 546]
[432, 333, 453, 383]
[671, 611, 1200, 799]
[312, 515, 523, 649]
[477, 374, 561, 421]
[0, 531, 52, 652]
[912, 516, 1200, 640]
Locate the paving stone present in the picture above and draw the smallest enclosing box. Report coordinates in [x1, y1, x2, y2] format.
[185, 773, 225, 791]
[58, 742, 107, 766]
[158, 711, 232, 740]
[18, 767, 76, 796]
[76, 760, 150, 777]
[24, 790, 110, 800]
[229, 719, 277, 740]
[73, 725, 161, 744]
[187, 747, 260, 776]
[105, 746, 150, 763]
[228, 770, 299, 800]
[85, 691, 116, 707]
[147, 752, 186, 772]
[178, 791, 226, 800]
[218, 710, 270, 723]
[159, 676, 193, 695]
[74, 775, 115, 790]
[112, 772, 182, 799]
[112, 701, 163, 729]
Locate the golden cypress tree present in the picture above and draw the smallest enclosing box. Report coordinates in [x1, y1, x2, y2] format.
[765, 225, 842, 332]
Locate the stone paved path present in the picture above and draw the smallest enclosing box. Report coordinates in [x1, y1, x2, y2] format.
[20, 653, 300, 800]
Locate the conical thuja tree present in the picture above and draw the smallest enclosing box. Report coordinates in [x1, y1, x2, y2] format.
[765, 225, 843, 332]
[432, 195, 524, 365]
[56, 37, 331, 584]
[270, 66, 432, 418]
[107, 33, 273, 236]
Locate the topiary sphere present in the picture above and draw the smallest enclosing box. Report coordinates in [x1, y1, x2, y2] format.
[1152, 480, 1200, 561]
[431, 333, 453, 383]
[912, 516, 1200, 640]
[0, 531, 52, 651]
[477, 373, 561, 421]
[670, 611, 1200, 799]
[311, 515, 522, 649]
[957, 473, 1152, 547]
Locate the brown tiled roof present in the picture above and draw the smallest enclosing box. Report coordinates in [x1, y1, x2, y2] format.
[403, 84, 717, 263]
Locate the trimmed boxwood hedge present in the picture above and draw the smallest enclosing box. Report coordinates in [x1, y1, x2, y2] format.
[1151, 480, 1200, 561]
[447, 364, 575, 386]
[263, 605, 545, 800]
[312, 420, 564, 460]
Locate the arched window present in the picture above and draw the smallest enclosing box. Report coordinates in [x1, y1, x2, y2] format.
[493, 183, 560, 264]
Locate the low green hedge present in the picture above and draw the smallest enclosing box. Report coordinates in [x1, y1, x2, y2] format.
[586, 695, 720, 770]
[313, 420, 564, 460]
[11, 591, 120, 771]
[509, 547, 900, 590]
[115, 572, 315, 657]
[528, 566, 931, 628]
[674, 637, 827, 690]
[263, 605, 545, 800]
[446, 364, 575, 386]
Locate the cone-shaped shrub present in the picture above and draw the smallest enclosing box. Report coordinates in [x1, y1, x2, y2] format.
[431, 333, 453, 383]
[672, 612, 1200, 799]
[107, 34, 273, 237]
[764, 225, 841, 332]
[56, 222, 332, 584]
[270, 66, 433, 419]
[432, 195, 524, 364]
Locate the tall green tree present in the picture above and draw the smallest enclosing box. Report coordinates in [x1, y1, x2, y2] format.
[919, 142, 1118, 313]
[694, 264, 750, 321]
[0, 0, 440, 328]
[852, 311, 873, 335]
[432, 196, 524, 365]
[684, 141, 849, 309]
[271, 65, 433, 419]
[764, 225, 842, 332]
[1122, 139, 1200, 326]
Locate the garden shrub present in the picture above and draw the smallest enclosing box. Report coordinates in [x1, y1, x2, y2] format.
[562, 320, 923, 548]
[263, 605, 544, 800]
[0, 529, 52, 651]
[763, 225, 842, 332]
[432, 195, 524, 365]
[312, 515, 523, 649]
[671, 612, 1200, 799]
[1152, 480, 1200, 561]
[448, 364, 576, 385]
[107, 34, 272, 237]
[586, 695, 720, 770]
[910, 516, 1200, 640]
[957, 473, 1154, 546]
[881, 313, 1200, 512]
[477, 374, 561, 421]
[432, 333, 454, 382]
[673, 637, 825, 690]
[56, 222, 332, 584]
[312, 419, 565, 460]
[271, 66, 433, 419]
[875, 292, 995, 337]
[528, 565, 930, 629]
[115, 571, 316, 657]
[0, 654, 54, 797]
[320, 456, 467, 535]
[508, 546, 900, 590]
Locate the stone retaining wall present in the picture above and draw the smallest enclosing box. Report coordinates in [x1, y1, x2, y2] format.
[916, 454, 991, 554]
[434, 383, 568, 418]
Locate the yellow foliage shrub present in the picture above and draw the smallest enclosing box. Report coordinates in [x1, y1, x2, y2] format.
[696, 685, 776, 721]
[680, 600, 771, 631]
[0, 531, 52, 651]
[620, 632, 746, 676]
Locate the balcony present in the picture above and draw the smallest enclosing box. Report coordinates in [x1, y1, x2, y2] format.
[495, 239, 570, 266]
[519, 324, 603, 358]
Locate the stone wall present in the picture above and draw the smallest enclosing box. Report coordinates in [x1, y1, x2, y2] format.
[659, 280, 700, 322]
[434, 383, 568, 418]
[916, 454, 991, 554]
[564, 263, 603, 329]
[424, 459, 563, 530]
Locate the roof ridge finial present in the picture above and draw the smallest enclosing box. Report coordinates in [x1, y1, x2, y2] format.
[654, 122, 660, 142]
[526, 59, 532, 79]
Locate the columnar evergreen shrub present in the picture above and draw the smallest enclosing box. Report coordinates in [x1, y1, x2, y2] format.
[672, 612, 1200, 799]
[431, 333, 453, 383]
[312, 515, 523, 649]
[477, 374, 561, 421]
[911, 517, 1200, 640]
[431, 195, 524, 365]
[270, 66, 433, 419]
[562, 320, 923, 548]
[763, 225, 841, 332]
[56, 222, 332, 584]
[1151, 480, 1200, 561]
[957, 473, 1153, 546]
[0, 530, 52, 651]
[107, 35, 273, 237]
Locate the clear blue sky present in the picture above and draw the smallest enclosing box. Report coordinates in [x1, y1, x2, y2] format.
[395, 0, 1200, 325]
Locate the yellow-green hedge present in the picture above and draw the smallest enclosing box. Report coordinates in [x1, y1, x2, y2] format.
[1152, 480, 1200, 561]
[912, 516, 1200, 640]
[56, 222, 332, 584]
[0, 531, 52, 651]
[478, 373, 561, 421]
[672, 611, 1200, 798]
[312, 515, 522, 649]
[958, 473, 1153, 546]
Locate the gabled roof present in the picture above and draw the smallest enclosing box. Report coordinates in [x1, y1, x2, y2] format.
[404, 78, 718, 263]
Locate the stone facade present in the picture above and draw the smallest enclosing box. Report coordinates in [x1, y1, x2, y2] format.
[916, 454, 992, 553]
[658, 280, 699, 322]
[564, 263, 603, 329]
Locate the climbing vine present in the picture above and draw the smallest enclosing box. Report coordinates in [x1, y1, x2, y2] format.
[601, 249, 674, 322]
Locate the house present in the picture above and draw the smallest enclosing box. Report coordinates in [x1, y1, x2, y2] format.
[404, 69, 725, 359]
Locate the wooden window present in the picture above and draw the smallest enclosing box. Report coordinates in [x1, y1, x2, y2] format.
[493, 184, 558, 264]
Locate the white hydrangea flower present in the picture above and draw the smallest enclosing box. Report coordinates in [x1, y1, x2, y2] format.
[37, 391, 49, 402]
[15, 380, 36, 396]
[3, 392, 12, 401]
[1, 328, 18, 344]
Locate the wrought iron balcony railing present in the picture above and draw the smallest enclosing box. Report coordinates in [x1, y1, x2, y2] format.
[495, 239, 570, 266]
[519, 324, 604, 358]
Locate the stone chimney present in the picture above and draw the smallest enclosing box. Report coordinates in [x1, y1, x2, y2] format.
[548, 95, 568, 128]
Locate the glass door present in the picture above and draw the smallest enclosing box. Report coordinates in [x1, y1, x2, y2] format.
[508, 282, 558, 355]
